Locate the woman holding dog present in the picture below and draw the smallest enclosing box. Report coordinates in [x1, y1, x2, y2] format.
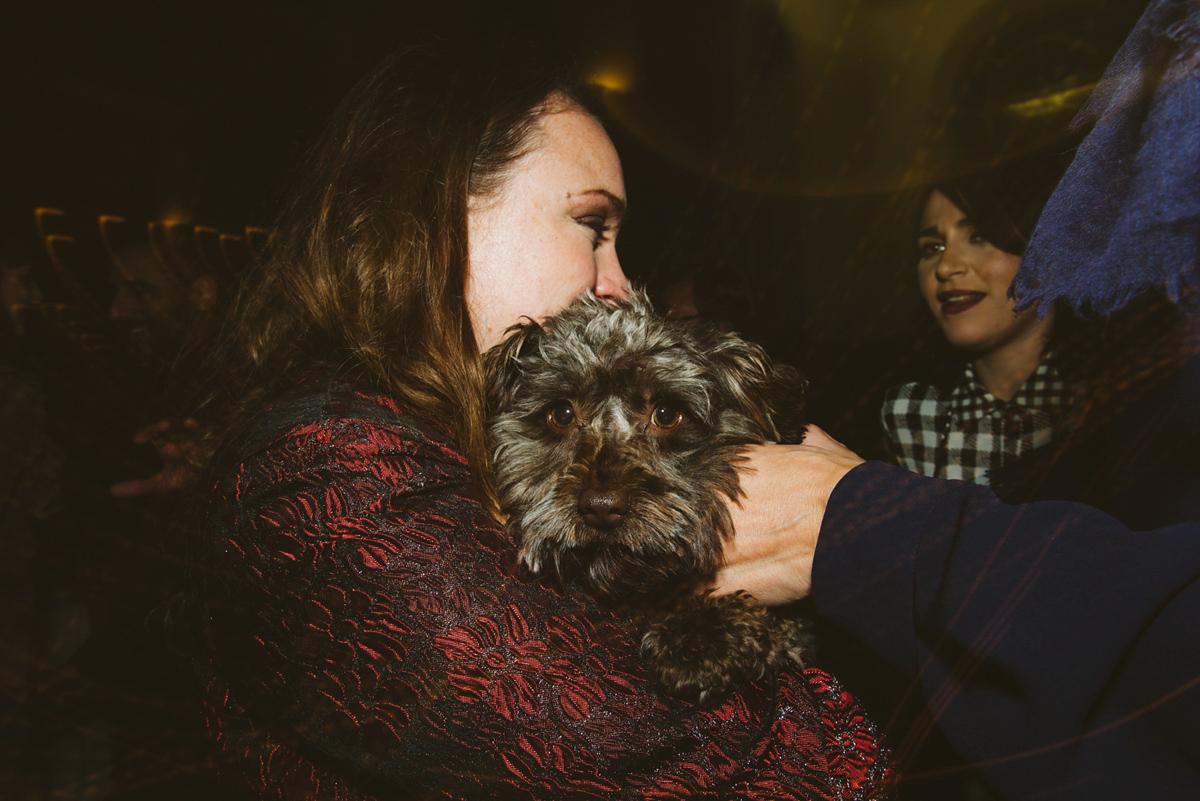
[189, 39, 892, 799]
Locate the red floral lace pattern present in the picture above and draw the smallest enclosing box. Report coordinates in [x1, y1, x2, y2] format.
[192, 386, 893, 799]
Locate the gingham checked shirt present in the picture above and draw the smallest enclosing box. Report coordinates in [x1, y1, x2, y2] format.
[881, 355, 1083, 485]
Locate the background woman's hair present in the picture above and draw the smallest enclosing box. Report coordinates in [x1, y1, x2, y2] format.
[195, 39, 586, 511]
[931, 145, 1080, 257]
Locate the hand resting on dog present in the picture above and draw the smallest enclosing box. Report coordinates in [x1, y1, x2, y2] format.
[714, 424, 863, 605]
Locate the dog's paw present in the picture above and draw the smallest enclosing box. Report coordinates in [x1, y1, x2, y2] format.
[640, 592, 807, 705]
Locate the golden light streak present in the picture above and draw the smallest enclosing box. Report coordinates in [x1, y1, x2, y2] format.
[219, 233, 244, 272]
[35, 208, 66, 256]
[146, 221, 169, 266]
[244, 226, 271, 259]
[44, 234, 73, 266]
[1006, 83, 1096, 118]
[98, 215, 126, 260]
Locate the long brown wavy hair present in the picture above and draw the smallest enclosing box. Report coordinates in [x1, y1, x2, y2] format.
[196, 42, 583, 512]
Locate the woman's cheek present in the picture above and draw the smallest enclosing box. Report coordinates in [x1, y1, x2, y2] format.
[918, 272, 940, 318]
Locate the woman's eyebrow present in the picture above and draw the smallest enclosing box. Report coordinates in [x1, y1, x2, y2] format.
[578, 189, 627, 220]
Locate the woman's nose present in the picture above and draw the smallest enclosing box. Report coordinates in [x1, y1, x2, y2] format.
[935, 245, 968, 279]
[595, 252, 629, 300]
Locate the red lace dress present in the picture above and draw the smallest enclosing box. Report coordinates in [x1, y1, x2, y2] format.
[192, 382, 893, 799]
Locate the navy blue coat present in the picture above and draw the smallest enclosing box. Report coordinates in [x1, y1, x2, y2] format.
[814, 461, 1200, 800]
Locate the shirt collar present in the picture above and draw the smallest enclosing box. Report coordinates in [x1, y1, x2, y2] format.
[948, 354, 1073, 421]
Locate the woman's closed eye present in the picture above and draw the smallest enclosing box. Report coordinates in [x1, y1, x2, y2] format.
[577, 215, 614, 249]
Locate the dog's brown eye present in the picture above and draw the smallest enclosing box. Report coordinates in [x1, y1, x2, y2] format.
[651, 403, 683, 430]
[547, 402, 576, 431]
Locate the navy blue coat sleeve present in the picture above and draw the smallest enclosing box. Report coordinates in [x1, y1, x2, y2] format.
[812, 461, 1200, 800]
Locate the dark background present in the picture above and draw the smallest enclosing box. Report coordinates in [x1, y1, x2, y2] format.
[0, 1, 1151, 798]
[0, 0, 1149, 448]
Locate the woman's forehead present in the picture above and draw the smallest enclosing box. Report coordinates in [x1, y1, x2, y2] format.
[513, 109, 626, 198]
[919, 190, 968, 230]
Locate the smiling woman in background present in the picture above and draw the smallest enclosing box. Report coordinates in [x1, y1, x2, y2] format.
[880, 150, 1079, 485]
[879, 145, 1199, 529]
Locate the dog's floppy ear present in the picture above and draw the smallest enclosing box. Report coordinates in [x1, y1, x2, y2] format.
[705, 334, 807, 443]
[482, 318, 545, 412]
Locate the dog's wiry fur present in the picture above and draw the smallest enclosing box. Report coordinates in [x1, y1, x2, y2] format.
[484, 289, 811, 704]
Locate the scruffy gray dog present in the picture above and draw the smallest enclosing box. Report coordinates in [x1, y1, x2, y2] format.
[484, 289, 811, 705]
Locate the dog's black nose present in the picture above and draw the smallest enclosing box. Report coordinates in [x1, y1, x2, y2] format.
[578, 489, 630, 529]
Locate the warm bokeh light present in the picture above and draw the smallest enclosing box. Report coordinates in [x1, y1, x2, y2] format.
[587, 57, 635, 93]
